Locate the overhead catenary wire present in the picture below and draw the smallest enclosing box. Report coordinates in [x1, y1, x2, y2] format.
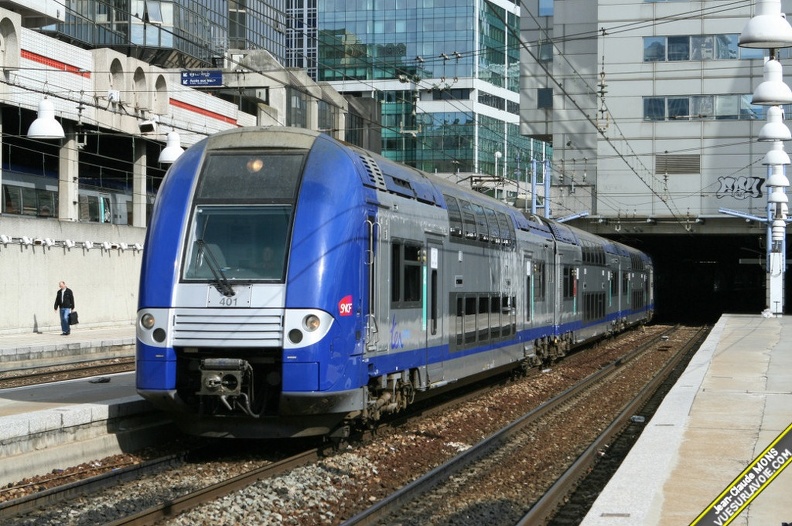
[12, 0, 762, 217]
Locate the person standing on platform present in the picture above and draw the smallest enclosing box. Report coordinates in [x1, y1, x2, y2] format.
[54, 281, 75, 336]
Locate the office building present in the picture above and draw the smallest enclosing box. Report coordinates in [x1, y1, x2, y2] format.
[520, 0, 789, 318]
[314, 0, 550, 200]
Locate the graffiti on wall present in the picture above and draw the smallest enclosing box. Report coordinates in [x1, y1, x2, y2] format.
[716, 176, 764, 200]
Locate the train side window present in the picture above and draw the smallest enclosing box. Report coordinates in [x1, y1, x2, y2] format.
[526, 261, 533, 322]
[20, 187, 37, 216]
[37, 189, 57, 218]
[490, 295, 501, 339]
[79, 195, 101, 222]
[391, 244, 402, 303]
[477, 295, 489, 341]
[403, 245, 422, 302]
[563, 266, 575, 300]
[459, 199, 477, 239]
[471, 203, 489, 242]
[497, 212, 514, 246]
[533, 261, 546, 301]
[464, 296, 477, 344]
[484, 207, 500, 243]
[391, 241, 422, 308]
[444, 195, 464, 237]
[455, 295, 464, 346]
[101, 196, 112, 223]
[3, 185, 22, 214]
[622, 271, 629, 298]
[508, 296, 516, 335]
[430, 268, 438, 335]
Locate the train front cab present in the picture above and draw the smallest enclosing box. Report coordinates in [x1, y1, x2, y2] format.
[136, 128, 378, 438]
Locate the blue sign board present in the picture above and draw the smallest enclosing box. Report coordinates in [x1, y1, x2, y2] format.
[181, 70, 223, 87]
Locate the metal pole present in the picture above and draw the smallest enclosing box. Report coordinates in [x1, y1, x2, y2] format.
[544, 159, 551, 217]
[531, 158, 537, 215]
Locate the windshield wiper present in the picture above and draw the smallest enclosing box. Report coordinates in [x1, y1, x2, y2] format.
[196, 240, 236, 297]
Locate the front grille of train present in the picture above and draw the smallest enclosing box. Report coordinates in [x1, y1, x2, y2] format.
[172, 308, 284, 347]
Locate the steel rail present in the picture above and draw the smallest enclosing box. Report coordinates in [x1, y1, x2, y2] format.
[0, 453, 184, 521]
[104, 448, 323, 526]
[516, 325, 710, 525]
[340, 326, 685, 526]
[0, 357, 135, 388]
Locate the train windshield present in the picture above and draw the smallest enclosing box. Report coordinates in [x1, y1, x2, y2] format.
[183, 205, 291, 282]
[182, 151, 304, 283]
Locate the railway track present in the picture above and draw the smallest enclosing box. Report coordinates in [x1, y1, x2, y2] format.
[0, 324, 701, 525]
[0, 357, 135, 388]
[342, 325, 708, 526]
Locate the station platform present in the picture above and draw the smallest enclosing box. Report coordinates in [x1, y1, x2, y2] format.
[0, 324, 136, 368]
[0, 324, 173, 486]
[582, 314, 792, 526]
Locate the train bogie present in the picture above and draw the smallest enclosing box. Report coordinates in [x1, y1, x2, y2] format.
[135, 127, 654, 439]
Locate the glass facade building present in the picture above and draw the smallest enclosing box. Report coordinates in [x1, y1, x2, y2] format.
[316, 0, 549, 183]
[40, 0, 287, 69]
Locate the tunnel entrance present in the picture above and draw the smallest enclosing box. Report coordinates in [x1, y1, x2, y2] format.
[605, 234, 773, 324]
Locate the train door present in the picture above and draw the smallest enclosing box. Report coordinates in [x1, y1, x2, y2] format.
[524, 252, 532, 328]
[99, 194, 112, 223]
[552, 244, 562, 331]
[365, 211, 387, 354]
[617, 259, 624, 317]
[425, 237, 444, 383]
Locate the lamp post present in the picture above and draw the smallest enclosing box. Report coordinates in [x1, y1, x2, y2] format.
[495, 151, 502, 201]
[738, 0, 792, 316]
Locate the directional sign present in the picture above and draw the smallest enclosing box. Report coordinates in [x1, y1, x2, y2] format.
[181, 70, 223, 87]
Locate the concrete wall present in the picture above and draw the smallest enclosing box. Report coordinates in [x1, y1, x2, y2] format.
[0, 216, 145, 334]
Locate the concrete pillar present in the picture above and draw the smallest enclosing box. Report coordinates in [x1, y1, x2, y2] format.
[132, 137, 147, 227]
[58, 124, 79, 222]
[307, 95, 319, 132]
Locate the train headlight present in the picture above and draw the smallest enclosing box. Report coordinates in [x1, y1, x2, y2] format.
[303, 314, 321, 332]
[283, 309, 333, 349]
[153, 328, 167, 343]
[288, 329, 303, 344]
[141, 313, 156, 330]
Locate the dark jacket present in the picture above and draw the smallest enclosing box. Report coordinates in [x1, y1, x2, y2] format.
[54, 288, 75, 310]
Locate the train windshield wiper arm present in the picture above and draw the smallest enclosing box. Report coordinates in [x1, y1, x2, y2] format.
[196, 239, 235, 297]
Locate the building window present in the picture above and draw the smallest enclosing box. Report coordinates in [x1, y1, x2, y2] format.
[644, 95, 764, 121]
[645, 34, 766, 62]
[667, 36, 690, 61]
[644, 98, 665, 121]
[286, 87, 307, 128]
[537, 88, 553, 109]
[539, 0, 554, 16]
[145, 1, 163, 25]
[644, 37, 666, 61]
[318, 100, 337, 132]
[667, 97, 689, 119]
[538, 41, 552, 62]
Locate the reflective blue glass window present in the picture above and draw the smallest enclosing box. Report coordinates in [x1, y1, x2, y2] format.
[644, 37, 666, 61]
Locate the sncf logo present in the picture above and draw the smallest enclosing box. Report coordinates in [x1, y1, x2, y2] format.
[338, 295, 353, 317]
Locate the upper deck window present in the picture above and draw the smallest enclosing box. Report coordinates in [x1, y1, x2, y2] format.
[195, 152, 305, 203]
[183, 151, 305, 282]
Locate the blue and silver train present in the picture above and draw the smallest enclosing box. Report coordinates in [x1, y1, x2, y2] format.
[136, 127, 654, 438]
